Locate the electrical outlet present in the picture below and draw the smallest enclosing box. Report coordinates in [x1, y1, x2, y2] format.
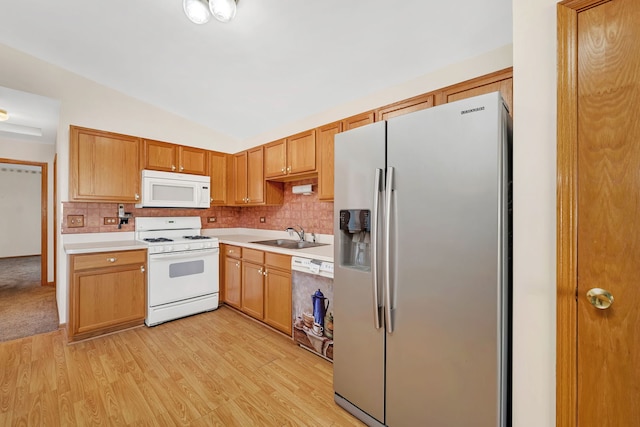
[67, 215, 84, 228]
[208, 217, 217, 223]
[104, 217, 118, 225]
[259, 217, 266, 223]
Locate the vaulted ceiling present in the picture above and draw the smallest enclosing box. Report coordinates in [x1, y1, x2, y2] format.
[0, 0, 512, 143]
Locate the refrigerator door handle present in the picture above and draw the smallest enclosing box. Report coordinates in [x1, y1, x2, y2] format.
[371, 168, 383, 329]
[384, 166, 394, 333]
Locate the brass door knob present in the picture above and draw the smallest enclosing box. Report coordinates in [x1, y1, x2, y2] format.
[586, 288, 614, 310]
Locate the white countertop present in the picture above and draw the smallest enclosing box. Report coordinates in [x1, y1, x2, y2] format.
[63, 228, 334, 262]
[64, 240, 148, 254]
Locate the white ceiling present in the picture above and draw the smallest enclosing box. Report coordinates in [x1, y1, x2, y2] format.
[0, 86, 60, 145]
[0, 0, 512, 143]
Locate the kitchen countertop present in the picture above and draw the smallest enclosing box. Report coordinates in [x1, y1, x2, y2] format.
[64, 240, 148, 255]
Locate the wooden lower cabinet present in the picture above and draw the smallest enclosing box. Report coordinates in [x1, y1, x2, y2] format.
[68, 249, 147, 342]
[221, 245, 292, 335]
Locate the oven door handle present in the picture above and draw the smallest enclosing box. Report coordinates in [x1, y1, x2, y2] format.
[149, 248, 219, 261]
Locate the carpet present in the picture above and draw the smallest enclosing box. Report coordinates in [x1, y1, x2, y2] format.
[0, 256, 59, 342]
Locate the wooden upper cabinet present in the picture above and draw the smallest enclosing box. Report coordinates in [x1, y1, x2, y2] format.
[179, 145, 208, 175]
[436, 67, 513, 116]
[209, 151, 228, 205]
[317, 121, 342, 201]
[264, 130, 317, 180]
[143, 139, 208, 175]
[375, 93, 435, 122]
[233, 151, 248, 204]
[69, 126, 141, 202]
[342, 111, 375, 131]
[247, 146, 265, 204]
[232, 146, 283, 206]
[264, 139, 287, 179]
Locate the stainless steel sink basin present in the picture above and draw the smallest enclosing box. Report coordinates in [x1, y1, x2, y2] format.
[250, 239, 328, 250]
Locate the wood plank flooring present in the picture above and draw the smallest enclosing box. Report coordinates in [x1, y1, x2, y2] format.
[0, 306, 365, 426]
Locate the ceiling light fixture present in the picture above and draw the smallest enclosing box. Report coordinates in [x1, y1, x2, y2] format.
[183, 0, 237, 24]
[0, 109, 8, 121]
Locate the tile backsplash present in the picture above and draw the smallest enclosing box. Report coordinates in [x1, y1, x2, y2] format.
[61, 178, 334, 235]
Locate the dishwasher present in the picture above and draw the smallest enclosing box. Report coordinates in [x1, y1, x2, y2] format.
[291, 256, 334, 361]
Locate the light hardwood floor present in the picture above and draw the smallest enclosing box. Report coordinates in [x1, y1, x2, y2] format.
[0, 306, 365, 426]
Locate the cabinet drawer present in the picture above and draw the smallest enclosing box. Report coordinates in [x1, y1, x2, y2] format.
[225, 245, 242, 258]
[73, 250, 147, 271]
[265, 252, 291, 271]
[243, 248, 264, 263]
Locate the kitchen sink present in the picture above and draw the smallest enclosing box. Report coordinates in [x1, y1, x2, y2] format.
[250, 239, 328, 250]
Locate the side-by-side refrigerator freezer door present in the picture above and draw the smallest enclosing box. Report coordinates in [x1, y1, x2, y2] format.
[333, 121, 386, 426]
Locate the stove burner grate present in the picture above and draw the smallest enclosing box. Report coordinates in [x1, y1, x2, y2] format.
[143, 237, 174, 243]
[183, 235, 211, 240]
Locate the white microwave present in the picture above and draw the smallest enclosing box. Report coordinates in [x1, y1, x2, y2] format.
[137, 169, 211, 208]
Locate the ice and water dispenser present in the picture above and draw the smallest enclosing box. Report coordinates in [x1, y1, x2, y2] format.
[339, 209, 371, 270]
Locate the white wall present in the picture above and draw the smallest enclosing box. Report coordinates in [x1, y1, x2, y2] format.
[0, 164, 41, 257]
[512, 1, 557, 426]
[0, 138, 55, 280]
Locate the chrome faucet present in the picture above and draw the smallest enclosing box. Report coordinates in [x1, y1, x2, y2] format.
[285, 225, 305, 242]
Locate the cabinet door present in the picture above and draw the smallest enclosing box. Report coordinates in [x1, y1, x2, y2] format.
[71, 264, 146, 338]
[375, 93, 434, 121]
[179, 146, 208, 175]
[264, 268, 292, 335]
[246, 146, 265, 204]
[342, 111, 375, 131]
[436, 68, 513, 116]
[70, 126, 141, 202]
[264, 139, 287, 179]
[209, 151, 228, 205]
[233, 151, 248, 204]
[143, 139, 178, 172]
[242, 261, 264, 319]
[287, 129, 316, 175]
[224, 256, 242, 309]
[317, 121, 341, 201]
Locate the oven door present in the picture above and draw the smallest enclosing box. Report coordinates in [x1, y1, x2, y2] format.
[148, 247, 219, 307]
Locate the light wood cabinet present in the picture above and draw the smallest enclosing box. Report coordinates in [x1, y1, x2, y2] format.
[342, 111, 375, 131]
[316, 121, 342, 201]
[222, 244, 242, 309]
[69, 126, 141, 203]
[436, 68, 513, 116]
[375, 93, 435, 122]
[264, 130, 317, 180]
[220, 246, 292, 335]
[143, 139, 208, 175]
[263, 252, 292, 335]
[209, 150, 229, 205]
[232, 146, 284, 205]
[68, 249, 147, 342]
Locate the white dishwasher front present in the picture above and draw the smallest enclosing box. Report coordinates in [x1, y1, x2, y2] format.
[291, 256, 334, 361]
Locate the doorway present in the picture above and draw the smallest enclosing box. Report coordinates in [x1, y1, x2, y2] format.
[557, 0, 640, 425]
[0, 158, 48, 286]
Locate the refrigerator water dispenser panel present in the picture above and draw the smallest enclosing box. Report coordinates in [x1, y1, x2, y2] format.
[339, 209, 371, 270]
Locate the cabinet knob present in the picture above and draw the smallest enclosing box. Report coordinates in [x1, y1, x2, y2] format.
[287, 166, 291, 172]
[107, 257, 118, 263]
[236, 262, 240, 268]
[281, 167, 285, 173]
[171, 165, 176, 171]
[140, 265, 145, 273]
[210, 198, 213, 202]
[135, 193, 140, 200]
[180, 165, 184, 171]
[263, 269, 268, 276]
[258, 268, 263, 275]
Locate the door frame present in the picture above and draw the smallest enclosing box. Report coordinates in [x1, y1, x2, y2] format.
[556, 1, 610, 426]
[0, 157, 48, 287]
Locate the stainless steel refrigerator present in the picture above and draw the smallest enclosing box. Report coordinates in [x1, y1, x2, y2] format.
[333, 91, 512, 427]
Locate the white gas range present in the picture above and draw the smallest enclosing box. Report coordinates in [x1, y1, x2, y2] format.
[135, 216, 219, 326]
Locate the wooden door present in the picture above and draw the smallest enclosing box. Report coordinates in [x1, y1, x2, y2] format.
[264, 139, 287, 179]
[264, 268, 292, 335]
[246, 146, 264, 204]
[242, 261, 264, 319]
[233, 151, 248, 204]
[223, 255, 241, 309]
[179, 146, 208, 175]
[287, 129, 316, 175]
[209, 151, 228, 205]
[557, 1, 640, 425]
[143, 139, 178, 172]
